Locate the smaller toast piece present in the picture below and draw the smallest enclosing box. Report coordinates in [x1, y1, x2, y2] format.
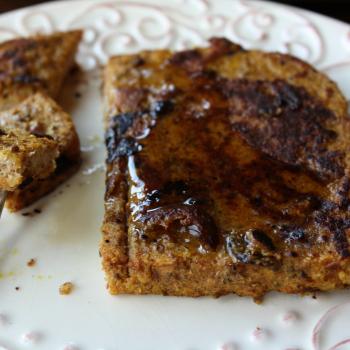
[0, 30, 82, 110]
[0, 128, 58, 191]
[0, 92, 81, 211]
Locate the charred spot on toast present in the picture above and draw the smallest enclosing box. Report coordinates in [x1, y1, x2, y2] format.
[150, 100, 174, 118]
[106, 99, 174, 163]
[251, 229, 276, 251]
[105, 112, 140, 162]
[106, 133, 142, 162]
[110, 112, 137, 137]
[217, 79, 345, 180]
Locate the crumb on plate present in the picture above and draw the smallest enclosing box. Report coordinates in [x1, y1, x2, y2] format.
[27, 258, 36, 267]
[59, 282, 74, 295]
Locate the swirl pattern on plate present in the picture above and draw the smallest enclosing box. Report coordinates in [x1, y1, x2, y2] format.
[0, 0, 330, 70]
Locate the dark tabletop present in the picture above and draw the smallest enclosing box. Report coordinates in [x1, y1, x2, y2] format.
[0, 0, 348, 23]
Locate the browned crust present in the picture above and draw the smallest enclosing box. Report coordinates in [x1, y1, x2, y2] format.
[105, 256, 350, 300]
[6, 156, 81, 212]
[101, 38, 350, 299]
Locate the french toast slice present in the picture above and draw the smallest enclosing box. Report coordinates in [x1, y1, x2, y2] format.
[101, 38, 350, 300]
[0, 30, 82, 110]
[0, 128, 58, 191]
[0, 92, 81, 211]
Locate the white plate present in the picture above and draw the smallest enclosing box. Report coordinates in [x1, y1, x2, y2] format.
[1, 0, 350, 349]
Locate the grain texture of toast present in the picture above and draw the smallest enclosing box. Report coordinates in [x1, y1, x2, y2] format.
[0, 30, 82, 111]
[0, 92, 81, 211]
[101, 38, 350, 300]
[0, 128, 58, 191]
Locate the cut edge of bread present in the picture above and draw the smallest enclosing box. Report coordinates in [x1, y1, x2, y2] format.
[0, 129, 59, 191]
[1, 91, 81, 211]
[5, 156, 81, 212]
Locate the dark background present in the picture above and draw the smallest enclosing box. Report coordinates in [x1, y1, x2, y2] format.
[0, 0, 349, 23]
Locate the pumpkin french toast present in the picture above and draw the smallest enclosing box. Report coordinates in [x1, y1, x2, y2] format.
[101, 38, 350, 300]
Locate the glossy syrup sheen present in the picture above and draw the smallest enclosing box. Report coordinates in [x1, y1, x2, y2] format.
[106, 39, 350, 263]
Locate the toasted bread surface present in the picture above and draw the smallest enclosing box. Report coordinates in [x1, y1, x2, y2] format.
[0, 128, 58, 191]
[0, 92, 81, 211]
[0, 30, 82, 110]
[102, 38, 350, 300]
